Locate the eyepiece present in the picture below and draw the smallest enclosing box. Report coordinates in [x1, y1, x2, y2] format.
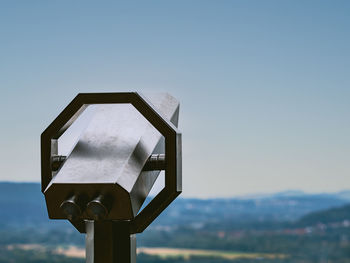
[86, 195, 111, 220]
[60, 195, 83, 221]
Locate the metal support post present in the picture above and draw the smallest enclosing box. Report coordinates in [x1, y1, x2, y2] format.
[86, 220, 136, 263]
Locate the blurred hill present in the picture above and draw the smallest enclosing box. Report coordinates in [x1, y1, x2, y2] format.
[0, 182, 49, 227]
[297, 203, 350, 227]
[0, 182, 349, 229]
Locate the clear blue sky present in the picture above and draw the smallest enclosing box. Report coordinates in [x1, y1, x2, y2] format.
[1, 1, 349, 197]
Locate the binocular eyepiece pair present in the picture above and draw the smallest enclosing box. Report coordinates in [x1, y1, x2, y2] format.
[60, 194, 111, 221]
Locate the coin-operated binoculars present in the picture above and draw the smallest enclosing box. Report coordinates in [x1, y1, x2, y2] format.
[41, 93, 181, 263]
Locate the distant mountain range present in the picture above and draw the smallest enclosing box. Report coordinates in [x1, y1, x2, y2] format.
[0, 182, 349, 231]
[335, 190, 350, 201]
[235, 189, 350, 200]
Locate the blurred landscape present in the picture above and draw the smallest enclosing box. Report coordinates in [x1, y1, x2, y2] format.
[0, 182, 350, 263]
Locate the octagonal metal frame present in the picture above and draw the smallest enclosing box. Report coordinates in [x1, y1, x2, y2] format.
[41, 92, 182, 234]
